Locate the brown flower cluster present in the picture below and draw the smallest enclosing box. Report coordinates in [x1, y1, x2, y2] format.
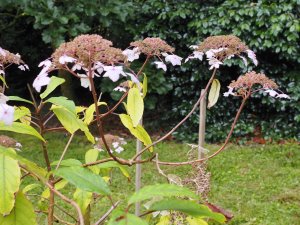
[197, 35, 249, 61]
[0, 48, 24, 66]
[51, 34, 125, 68]
[130, 37, 175, 56]
[229, 71, 278, 90]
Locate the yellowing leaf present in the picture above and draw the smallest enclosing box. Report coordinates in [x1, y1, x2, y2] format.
[73, 188, 92, 215]
[142, 73, 148, 98]
[14, 106, 31, 125]
[127, 87, 144, 127]
[207, 79, 221, 108]
[84, 102, 107, 125]
[40, 76, 65, 99]
[187, 216, 208, 225]
[156, 215, 170, 225]
[85, 149, 100, 174]
[0, 151, 21, 215]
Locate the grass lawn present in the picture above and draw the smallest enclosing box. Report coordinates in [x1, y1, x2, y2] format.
[5, 132, 300, 225]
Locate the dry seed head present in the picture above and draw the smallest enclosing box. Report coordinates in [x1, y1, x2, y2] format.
[51, 34, 125, 68]
[130, 37, 175, 56]
[0, 48, 23, 66]
[229, 71, 278, 90]
[197, 35, 249, 61]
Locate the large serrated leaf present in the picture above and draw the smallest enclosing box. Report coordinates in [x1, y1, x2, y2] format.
[127, 87, 144, 127]
[73, 188, 92, 215]
[40, 76, 65, 99]
[0, 122, 45, 142]
[54, 166, 111, 195]
[13, 106, 31, 125]
[128, 184, 198, 205]
[0, 151, 21, 215]
[119, 114, 153, 151]
[207, 79, 221, 108]
[150, 199, 225, 223]
[0, 191, 37, 225]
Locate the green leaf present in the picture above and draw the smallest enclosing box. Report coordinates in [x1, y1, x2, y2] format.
[127, 87, 144, 127]
[40, 76, 65, 99]
[46, 96, 76, 113]
[51, 106, 80, 134]
[84, 102, 107, 125]
[0, 150, 21, 215]
[54, 166, 111, 195]
[186, 216, 208, 225]
[8, 96, 33, 105]
[108, 210, 148, 225]
[150, 199, 225, 223]
[85, 149, 100, 174]
[0, 146, 47, 182]
[41, 179, 68, 199]
[119, 114, 153, 151]
[142, 73, 148, 98]
[14, 106, 31, 125]
[96, 161, 130, 179]
[207, 79, 220, 108]
[128, 184, 198, 205]
[22, 184, 40, 194]
[0, 122, 45, 142]
[73, 188, 92, 215]
[51, 159, 82, 167]
[156, 215, 170, 225]
[0, 191, 37, 225]
[0, 75, 8, 88]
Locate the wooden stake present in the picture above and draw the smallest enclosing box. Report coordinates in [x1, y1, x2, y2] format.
[198, 89, 206, 159]
[135, 119, 143, 216]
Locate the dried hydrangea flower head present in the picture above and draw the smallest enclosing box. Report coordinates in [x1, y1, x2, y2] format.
[224, 71, 290, 99]
[186, 35, 258, 70]
[128, 37, 182, 72]
[51, 34, 125, 69]
[34, 34, 129, 92]
[130, 37, 175, 56]
[0, 47, 28, 72]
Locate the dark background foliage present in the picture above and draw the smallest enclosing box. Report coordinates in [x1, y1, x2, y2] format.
[0, 0, 299, 142]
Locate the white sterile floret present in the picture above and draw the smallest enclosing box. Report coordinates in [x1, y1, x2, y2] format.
[185, 51, 204, 63]
[59, 55, 76, 65]
[103, 66, 126, 82]
[154, 61, 167, 72]
[0, 93, 9, 104]
[0, 70, 4, 75]
[123, 47, 140, 62]
[78, 74, 91, 91]
[15, 142, 22, 151]
[18, 64, 29, 71]
[239, 56, 248, 66]
[0, 47, 6, 56]
[223, 87, 235, 97]
[162, 53, 183, 66]
[208, 58, 223, 70]
[113, 86, 126, 92]
[0, 103, 15, 125]
[189, 45, 199, 50]
[93, 61, 104, 75]
[246, 50, 258, 66]
[33, 73, 51, 92]
[264, 89, 278, 97]
[276, 93, 291, 99]
[112, 142, 119, 148]
[114, 146, 124, 153]
[72, 63, 82, 71]
[38, 59, 52, 68]
[125, 72, 140, 85]
[206, 48, 226, 59]
[118, 137, 127, 145]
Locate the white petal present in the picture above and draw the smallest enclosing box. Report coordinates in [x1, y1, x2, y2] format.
[208, 57, 223, 70]
[246, 50, 258, 66]
[0, 93, 9, 104]
[164, 54, 183, 66]
[33, 74, 51, 92]
[113, 86, 126, 92]
[103, 66, 125, 82]
[114, 146, 124, 153]
[18, 65, 26, 71]
[125, 73, 140, 85]
[79, 74, 91, 91]
[72, 63, 82, 71]
[0, 47, 6, 56]
[239, 56, 248, 66]
[154, 61, 167, 72]
[189, 45, 198, 49]
[0, 104, 15, 125]
[59, 55, 76, 64]
[0, 70, 5, 75]
[223, 87, 235, 97]
[123, 48, 140, 62]
[38, 59, 52, 68]
[264, 89, 278, 97]
[276, 93, 291, 99]
[112, 142, 119, 148]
